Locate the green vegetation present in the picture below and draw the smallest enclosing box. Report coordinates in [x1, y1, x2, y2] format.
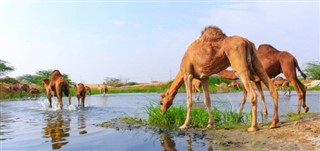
[146, 104, 249, 129]
[17, 69, 73, 85]
[0, 59, 14, 77]
[304, 61, 320, 80]
[284, 112, 314, 122]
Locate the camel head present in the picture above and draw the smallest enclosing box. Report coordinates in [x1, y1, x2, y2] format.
[159, 93, 173, 114]
[41, 78, 50, 86]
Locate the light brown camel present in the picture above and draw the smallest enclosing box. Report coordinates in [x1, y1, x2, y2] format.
[74, 83, 86, 108]
[192, 79, 201, 101]
[50, 70, 71, 109]
[218, 44, 308, 115]
[272, 77, 290, 95]
[160, 26, 279, 132]
[85, 86, 91, 96]
[229, 80, 241, 90]
[42, 79, 54, 108]
[98, 82, 108, 96]
[215, 82, 228, 88]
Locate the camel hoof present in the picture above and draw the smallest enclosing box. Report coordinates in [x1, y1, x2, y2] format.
[179, 125, 188, 130]
[247, 126, 259, 132]
[304, 107, 309, 113]
[269, 123, 280, 129]
[207, 124, 213, 128]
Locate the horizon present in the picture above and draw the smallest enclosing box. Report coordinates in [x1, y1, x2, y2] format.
[1, 1, 319, 83]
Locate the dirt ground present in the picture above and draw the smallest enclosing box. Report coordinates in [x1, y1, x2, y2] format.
[100, 113, 320, 150]
[202, 113, 320, 150]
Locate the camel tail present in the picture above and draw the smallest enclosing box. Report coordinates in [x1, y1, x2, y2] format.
[294, 58, 307, 80]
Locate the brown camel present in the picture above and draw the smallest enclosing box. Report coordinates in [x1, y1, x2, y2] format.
[229, 80, 241, 90]
[75, 83, 86, 108]
[192, 79, 201, 101]
[85, 86, 91, 96]
[160, 26, 279, 132]
[272, 77, 290, 95]
[98, 82, 108, 96]
[50, 70, 71, 109]
[218, 44, 308, 115]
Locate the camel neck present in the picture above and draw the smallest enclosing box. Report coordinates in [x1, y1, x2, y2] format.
[166, 70, 184, 100]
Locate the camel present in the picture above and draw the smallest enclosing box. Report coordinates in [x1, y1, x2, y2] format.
[85, 86, 91, 96]
[160, 26, 279, 132]
[20, 84, 40, 97]
[98, 82, 108, 96]
[74, 83, 86, 108]
[272, 77, 290, 95]
[229, 80, 241, 90]
[42, 79, 54, 108]
[50, 70, 71, 109]
[215, 82, 228, 88]
[218, 44, 308, 115]
[192, 79, 201, 101]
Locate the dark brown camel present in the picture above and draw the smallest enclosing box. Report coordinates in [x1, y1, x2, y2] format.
[74, 83, 86, 108]
[160, 26, 279, 132]
[218, 44, 308, 115]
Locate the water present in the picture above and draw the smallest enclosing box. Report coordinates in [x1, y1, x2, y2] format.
[1, 92, 319, 150]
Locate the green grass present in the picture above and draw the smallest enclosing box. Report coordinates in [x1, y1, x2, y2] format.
[146, 103, 249, 129]
[284, 112, 314, 122]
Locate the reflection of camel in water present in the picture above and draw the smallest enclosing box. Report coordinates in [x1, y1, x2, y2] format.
[43, 113, 70, 150]
[219, 44, 308, 115]
[98, 82, 108, 96]
[272, 77, 290, 95]
[74, 83, 86, 109]
[160, 26, 279, 132]
[160, 133, 176, 151]
[77, 112, 87, 135]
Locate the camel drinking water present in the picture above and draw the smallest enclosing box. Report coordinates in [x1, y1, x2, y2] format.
[160, 26, 279, 132]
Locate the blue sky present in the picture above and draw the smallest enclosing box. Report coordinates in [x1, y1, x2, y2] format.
[0, 1, 319, 83]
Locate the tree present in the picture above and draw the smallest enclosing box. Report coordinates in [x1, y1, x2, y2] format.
[17, 69, 73, 85]
[304, 61, 320, 80]
[0, 59, 14, 77]
[104, 77, 123, 87]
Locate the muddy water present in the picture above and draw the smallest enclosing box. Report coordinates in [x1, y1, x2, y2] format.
[1, 91, 319, 150]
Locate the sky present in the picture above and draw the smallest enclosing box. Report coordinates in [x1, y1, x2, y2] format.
[0, 0, 319, 84]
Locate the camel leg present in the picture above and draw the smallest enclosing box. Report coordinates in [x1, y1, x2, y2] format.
[238, 73, 258, 132]
[201, 78, 213, 128]
[255, 82, 268, 116]
[179, 74, 193, 130]
[56, 85, 63, 109]
[239, 88, 247, 114]
[82, 97, 86, 109]
[283, 73, 308, 113]
[48, 95, 52, 108]
[77, 96, 80, 106]
[252, 61, 279, 129]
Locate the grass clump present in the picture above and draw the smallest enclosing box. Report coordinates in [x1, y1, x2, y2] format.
[146, 103, 249, 129]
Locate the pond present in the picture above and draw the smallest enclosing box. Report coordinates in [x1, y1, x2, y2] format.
[1, 91, 319, 150]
